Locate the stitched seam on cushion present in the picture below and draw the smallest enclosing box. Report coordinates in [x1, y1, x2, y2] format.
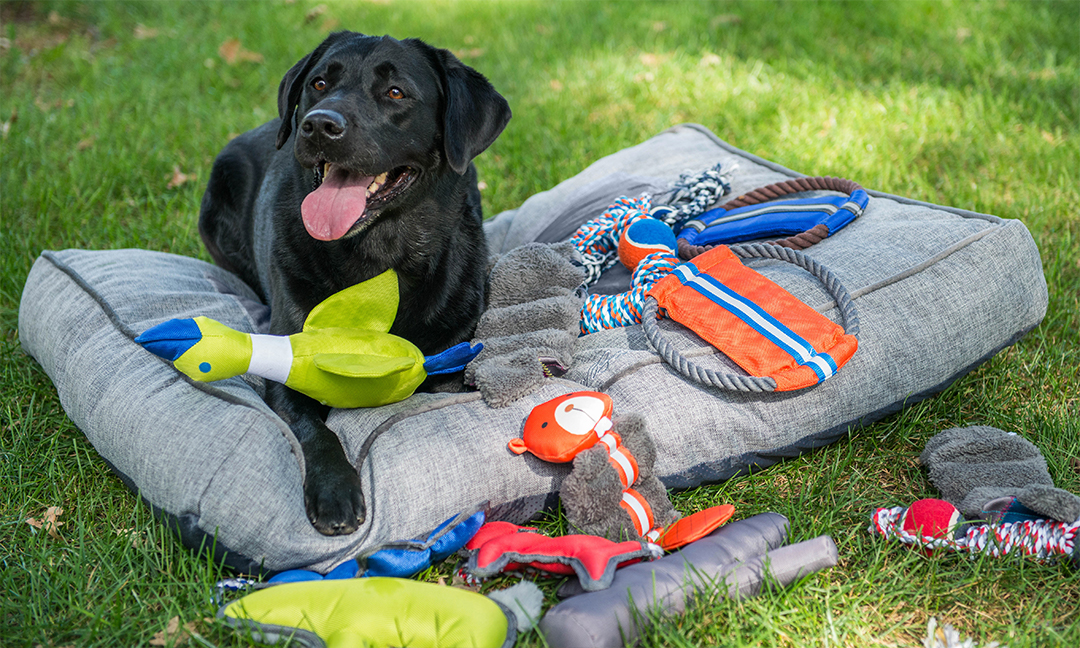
[37, 251, 304, 477]
[810, 225, 1000, 311]
[350, 391, 484, 554]
[351, 379, 584, 560]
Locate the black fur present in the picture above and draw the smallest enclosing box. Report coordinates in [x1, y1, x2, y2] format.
[198, 32, 511, 535]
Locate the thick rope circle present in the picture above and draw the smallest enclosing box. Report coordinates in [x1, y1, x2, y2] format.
[640, 243, 860, 393]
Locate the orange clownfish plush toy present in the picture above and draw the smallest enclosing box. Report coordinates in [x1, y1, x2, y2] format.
[509, 392, 734, 549]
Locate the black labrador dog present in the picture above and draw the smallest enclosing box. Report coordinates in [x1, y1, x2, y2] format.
[198, 31, 511, 535]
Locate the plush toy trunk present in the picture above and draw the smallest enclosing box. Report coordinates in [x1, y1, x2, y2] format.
[18, 124, 1047, 573]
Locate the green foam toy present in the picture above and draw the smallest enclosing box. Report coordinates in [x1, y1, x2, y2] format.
[136, 269, 479, 408]
[218, 577, 516, 648]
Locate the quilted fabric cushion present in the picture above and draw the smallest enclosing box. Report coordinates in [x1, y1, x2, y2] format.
[18, 124, 1047, 573]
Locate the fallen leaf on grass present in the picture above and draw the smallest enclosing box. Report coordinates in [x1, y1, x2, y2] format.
[711, 14, 742, 27]
[639, 52, 671, 68]
[26, 506, 64, 540]
[76, 136, 96, 150]
[34, 97, 75, 113]
[1, 108, 16, 139]
[453, 48, 485, 59]
[167, 166, 197, 189]
[150, 616, 195, 647]
[115, 527, 146, 548]
[218, 38, 264, 65]
[134, 24, 159, 40]
[305, 4, 327, 22]
[699, 53, 722, 67]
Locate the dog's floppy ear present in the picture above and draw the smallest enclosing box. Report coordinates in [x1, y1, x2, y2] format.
[275, 32, 355, 150]
[429, 47, 512, 175]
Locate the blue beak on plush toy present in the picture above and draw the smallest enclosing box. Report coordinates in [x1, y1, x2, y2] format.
[135, 318, 202, 361]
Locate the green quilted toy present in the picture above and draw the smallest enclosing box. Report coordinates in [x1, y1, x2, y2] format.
[136, 269, 480, 408]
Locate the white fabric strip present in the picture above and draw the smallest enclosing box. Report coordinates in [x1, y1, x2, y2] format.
[594, 416, 613, 434]
[607, 445, 637, 487]
[247, 334, 293, 385]
[621, 492, 651, 536]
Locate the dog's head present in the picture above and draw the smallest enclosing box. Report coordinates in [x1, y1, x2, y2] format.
[274, 31, 511, 241]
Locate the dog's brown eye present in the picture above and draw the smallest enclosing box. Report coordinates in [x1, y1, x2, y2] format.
[312, 78, 327, 91]
[387, 87, 405, 100]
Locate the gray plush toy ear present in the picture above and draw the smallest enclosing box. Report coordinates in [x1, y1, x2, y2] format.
[465, 243, 585, 407]
[920, 426, 1080, 522]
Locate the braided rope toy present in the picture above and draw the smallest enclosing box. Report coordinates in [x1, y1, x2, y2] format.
[871, 504, 1079, 566]
[572, 164, 733, 334]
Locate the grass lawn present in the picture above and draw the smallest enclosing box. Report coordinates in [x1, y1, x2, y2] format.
[2, 0, 1078, 646]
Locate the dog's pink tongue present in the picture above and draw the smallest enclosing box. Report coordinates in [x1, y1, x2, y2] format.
[301, 165, 374, 241]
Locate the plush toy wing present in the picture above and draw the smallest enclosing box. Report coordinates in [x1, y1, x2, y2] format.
[304, 268, 400, 333]
[312, 353, 417, 378]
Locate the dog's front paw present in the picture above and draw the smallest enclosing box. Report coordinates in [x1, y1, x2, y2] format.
[304, 466, 366, 536]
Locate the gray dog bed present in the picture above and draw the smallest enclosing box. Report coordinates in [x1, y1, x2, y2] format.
[18, 124, 1047, 573]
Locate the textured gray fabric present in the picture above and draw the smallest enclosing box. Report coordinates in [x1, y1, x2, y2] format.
[920, 426, 1080, 522]
[18, 124, 1048, 572]
[464, 242, 585, 407]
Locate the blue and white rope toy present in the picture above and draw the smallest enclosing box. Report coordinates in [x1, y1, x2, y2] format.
[570, 164, 734, 334]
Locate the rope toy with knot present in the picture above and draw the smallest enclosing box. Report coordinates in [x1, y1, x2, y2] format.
[572, 164, 733, 334]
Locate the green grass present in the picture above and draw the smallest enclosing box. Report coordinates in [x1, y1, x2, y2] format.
[2, 0, 1078, 646]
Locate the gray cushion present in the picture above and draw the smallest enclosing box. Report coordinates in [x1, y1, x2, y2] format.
[18, 124, 1048, 573]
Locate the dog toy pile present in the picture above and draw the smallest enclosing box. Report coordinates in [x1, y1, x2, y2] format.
[571, 167, 868, 335]
[871, 426, 1080, 566]
[135, 269, 481, 408]
[575, 199, 682, 332]
[510, 391, 680, 542]
[571, 163, 734, 287]
[645, 243, 859, 392]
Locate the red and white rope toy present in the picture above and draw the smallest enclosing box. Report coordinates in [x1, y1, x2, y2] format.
[871, 501, 1079, 565]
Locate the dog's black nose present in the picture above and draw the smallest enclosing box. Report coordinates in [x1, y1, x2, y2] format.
[300, 109, 347, 140]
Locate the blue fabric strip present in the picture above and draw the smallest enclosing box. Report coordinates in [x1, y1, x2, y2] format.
[678, 190, 868, 247]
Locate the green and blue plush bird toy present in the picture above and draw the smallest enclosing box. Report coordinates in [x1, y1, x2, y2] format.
[135, 269, 481, 408]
